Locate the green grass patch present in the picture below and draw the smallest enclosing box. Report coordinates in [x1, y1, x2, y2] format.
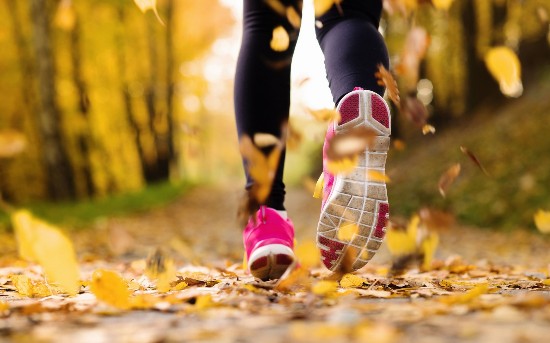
[388, 73, 550, 230]
[0, 181, 192, 231]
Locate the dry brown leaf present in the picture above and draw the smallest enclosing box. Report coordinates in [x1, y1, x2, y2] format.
[401, 95, 429, 127]
[325, 126, 377, 160]
[375, 64, 400, 108]
[460, 146, 489, 176]
[438, 163, 461, 197]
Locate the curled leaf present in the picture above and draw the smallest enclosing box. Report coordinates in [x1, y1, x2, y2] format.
[438, 163, 461, 197]
[422, 124, 436, 135]
[375, 64, 400, 108]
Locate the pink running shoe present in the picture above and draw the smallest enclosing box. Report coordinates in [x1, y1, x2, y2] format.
[243, 206, 295, 280]
[317, 88, 391, 271]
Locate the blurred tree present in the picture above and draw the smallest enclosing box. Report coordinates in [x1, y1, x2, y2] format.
[29, 0, 76, 200]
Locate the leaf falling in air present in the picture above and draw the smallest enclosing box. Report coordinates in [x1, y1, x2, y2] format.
[460, 146, 489, 176]
[375, 64, 400, 108]
[337, 223, 358, 241]
[145, 248, 177, 293]
[484, 46, 523, 98]
[534, 210, 550, 234]
[307, 108, 341, 123]
[295, 240, 320, 268]
[325, 126, 377, 161]
[285, 122, 302, 150]
[286, 6, 301, 29]
[90, 269, 132, 310]
[239, 134, 283, 204]
[253, 133, 280, 148]
[367, 170, 391, 183]
[133, 0, 165, 26]
[438, 163, 461, 197]
[422, 124, 436, 135]
[432, 0, 455, 11]
[396, 26, 430, 91]
[386, 215, 439, 274]
[314, 0, 338, 17]
[401, 95, 429, 127]
[270, 26, 290, 52]
[263, 0, 286, 16]
[11, 210, 80, 295]
[0, 130, 27, 158]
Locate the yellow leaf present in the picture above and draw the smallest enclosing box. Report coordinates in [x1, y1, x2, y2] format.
[11, 210, 80, 295]
[339, 273, 367, 288]
[422, 124, 436, 135]
[172, 281, 188, 291]
[534, 210, 550, 233]
[367, 170, 391, 183]
[10, 275, 52, 297]
[485, 46, 523, 98]
[313, 173, 324, 199]
[133, 0, 165, 25]
[295, 240, 320, 268]
[195, 294, 215, 310]
[270, 26, 290, 52]
[286, 6, 301, 29]
[90, 269, 131, 310]
[326, 156, 358, 175]
[0, 301, 8, 312]
[307, 108, 340, 122]
[420, 233, 439, 270]
[275, 266, 310, 293]
[432, 0, 454, 10]
[542, 279, 550, 286]
[145, 248, 177, 293]
[440, 283, 489, 305]
[314, 0, 335, 17]
[312, 280, 338, 296]
[438, 163, 461, 197]
[337, 223, 358, 241]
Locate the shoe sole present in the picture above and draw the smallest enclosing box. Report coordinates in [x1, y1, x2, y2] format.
[248, 244, 295, 280]
[317, 90, 391, 271]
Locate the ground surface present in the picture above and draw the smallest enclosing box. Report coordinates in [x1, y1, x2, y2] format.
[2, 185, 550, 343]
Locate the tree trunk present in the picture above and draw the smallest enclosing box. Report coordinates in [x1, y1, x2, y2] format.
[70, 13, 95, 197]
[30, 0, 75, 200]
[163, 0, 176, 179]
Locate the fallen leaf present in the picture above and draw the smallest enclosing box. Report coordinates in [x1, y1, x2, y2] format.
[340, 273, 368, 288]
[440, 283, 489, 305]
[90, 269, 131, 310]
[10, 275, 52, 297]
[534, 209, 550, 233]
[438, 163, 461, 197]
[270, 26, 290, 52]
[312, 280, 338, 296]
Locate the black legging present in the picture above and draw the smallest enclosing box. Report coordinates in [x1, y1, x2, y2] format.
[234, 0, 389, 211]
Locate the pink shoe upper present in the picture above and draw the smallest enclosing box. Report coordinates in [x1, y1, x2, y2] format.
[243, 206, 295, 260]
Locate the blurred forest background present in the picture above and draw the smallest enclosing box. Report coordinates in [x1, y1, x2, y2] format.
[0, 0, 549, 230]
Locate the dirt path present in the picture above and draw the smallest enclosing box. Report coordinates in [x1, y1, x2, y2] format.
[2, 185, 550, 343]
